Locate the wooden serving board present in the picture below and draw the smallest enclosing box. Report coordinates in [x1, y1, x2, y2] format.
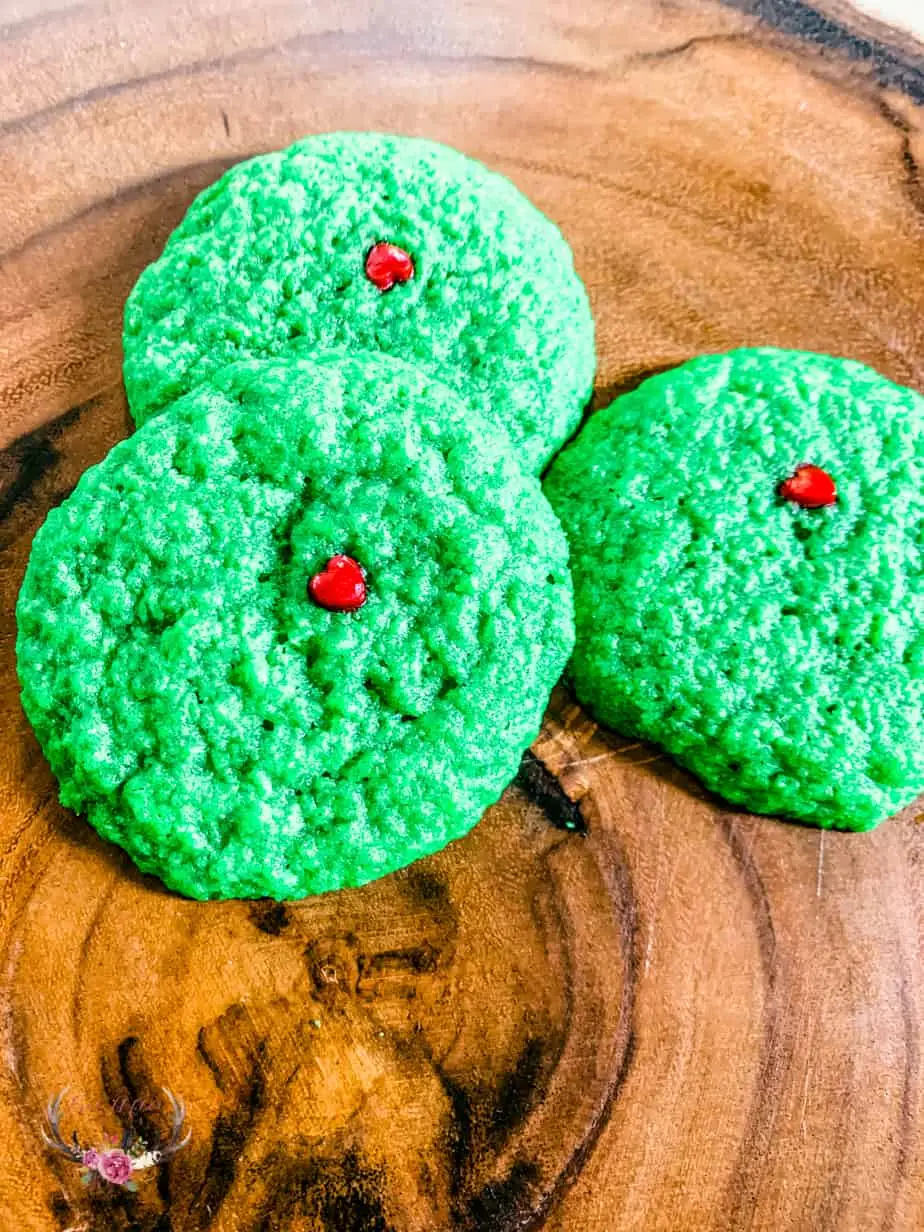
[3, 2, 924, 1229]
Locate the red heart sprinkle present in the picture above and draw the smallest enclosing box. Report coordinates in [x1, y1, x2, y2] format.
[308, 555, 367, 612]
[779, 464, 837, 509]
[365, 242, 414, 291]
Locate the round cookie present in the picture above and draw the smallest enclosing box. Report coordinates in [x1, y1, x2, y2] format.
[123, 131, 595, 473]
[544, 347, 924, 830]
[18, 353, 574, 899]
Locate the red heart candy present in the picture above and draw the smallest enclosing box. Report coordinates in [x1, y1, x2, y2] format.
[365, 242, 414, 291]
[779, 464, 837, 509]
[308, 555, 367, 612]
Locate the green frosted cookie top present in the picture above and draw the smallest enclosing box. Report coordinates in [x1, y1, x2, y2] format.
[18, 353, 574, 899]
[545, 347, 924, 830]
[123, 131, 595, 472]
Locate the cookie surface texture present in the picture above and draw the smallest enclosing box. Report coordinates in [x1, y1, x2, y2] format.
[18, 354, 575, 899]
[123, 131, 595, 473]
[544, 347, 924, 830]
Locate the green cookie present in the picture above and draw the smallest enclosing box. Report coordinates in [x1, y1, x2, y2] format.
[18, 354, 574, 899]
[545, 347, 924, 830]
[123, 131, 595, 473]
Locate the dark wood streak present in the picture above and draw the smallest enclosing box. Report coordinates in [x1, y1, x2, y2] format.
[438, 1065, 477, 1208]
[628, 30, 754, 66]
[0, 398, 96, 528]
[195, 1027, 226, 1094]
[500, 146, 737, 229]
[523, 825, 639, 1232]
[515, 750, 587, 834]
[433, 1040, 556, 1229]
[464, 1158, 542, 1232]
[462, 848, 578, 1221]
[400, 866, 456, 929]
[98, 1040, 161, 1229]
[890, 961, 919, 1229]
[255, 1147, 394, 1232]
[190, 1016, 268, 1228]
[723, 0, 924, 102]
[714, 814, 795, 1231]
[247, 901, 291, 935]
[401, 767, 638, 1231]
[506, 755, 640, 1230]
[47, 1190, 75, 1231]
[876, 95, 924, 217]
[358, 940, 440, 979]
[117, 1036, 176, 1214]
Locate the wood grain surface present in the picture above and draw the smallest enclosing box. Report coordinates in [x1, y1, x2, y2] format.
[3, 2, 924, 1229]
